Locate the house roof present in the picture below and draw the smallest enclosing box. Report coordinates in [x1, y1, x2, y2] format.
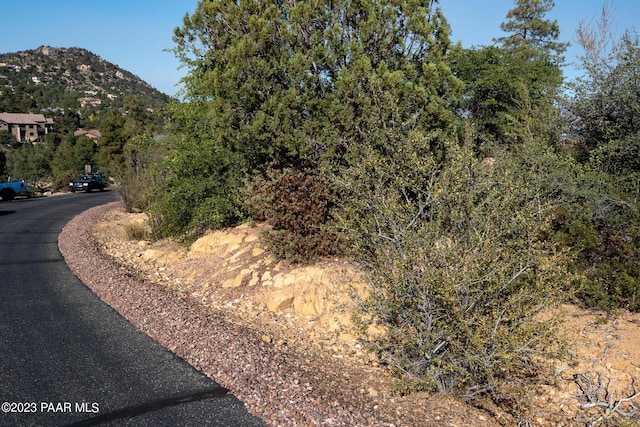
[0, 112, 50, 125]
[74, 128, 102, 139]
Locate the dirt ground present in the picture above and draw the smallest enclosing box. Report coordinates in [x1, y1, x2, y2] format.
[92, 205, 640, 426]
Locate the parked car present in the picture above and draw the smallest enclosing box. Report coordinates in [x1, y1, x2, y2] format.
[69, 174, 106, 192]
[0, 180, 32, 201]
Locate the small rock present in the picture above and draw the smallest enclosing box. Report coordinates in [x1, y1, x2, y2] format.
[248, 272, 260, 287]
[265, 289, 294, 312]
[261, 335, 272, 344]
[251, 247, 265, 256]
[222, 275, 244, 288]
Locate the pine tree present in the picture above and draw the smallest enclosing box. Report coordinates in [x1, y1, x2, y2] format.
[454, 0, 566, 149]
[97, 110, 127, 173]
[497, 0, 568, 58]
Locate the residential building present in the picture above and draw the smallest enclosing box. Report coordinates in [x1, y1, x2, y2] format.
[0, 112, 54, 142]
[74, 128, 102, 143]
[79, 97, 102, 108]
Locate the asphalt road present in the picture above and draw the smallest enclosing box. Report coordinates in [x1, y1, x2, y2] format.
[0, 192, 266, 427]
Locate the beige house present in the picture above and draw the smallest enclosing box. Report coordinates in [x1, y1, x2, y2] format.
[74, 128, 102, 143]
[0, 112, 54, 142]
[79, 97, 102, 108]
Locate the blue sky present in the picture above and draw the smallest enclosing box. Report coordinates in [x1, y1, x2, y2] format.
[440, 0, 639, 81]
[1, 1, 638, 96]
[1, 0, 199, 96]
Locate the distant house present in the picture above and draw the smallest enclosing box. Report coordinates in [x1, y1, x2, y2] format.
[0, 112, 54, 142]
[0, 63, 21, 72]
[74, 128, 102, 143]
[79, 97, 102, 108]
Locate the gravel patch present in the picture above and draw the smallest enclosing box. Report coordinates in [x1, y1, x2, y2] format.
[59, 202, 495, 427]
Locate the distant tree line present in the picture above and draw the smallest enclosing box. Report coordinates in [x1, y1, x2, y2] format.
[0, 95, 163, 189]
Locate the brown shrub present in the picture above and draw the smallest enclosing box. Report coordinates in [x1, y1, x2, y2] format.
[243, 166, 346, 264]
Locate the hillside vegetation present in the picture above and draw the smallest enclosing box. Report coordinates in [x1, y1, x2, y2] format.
[2, 1, 640, 424]
[0, 46, 169, 112]
[0, 46, 169, 189]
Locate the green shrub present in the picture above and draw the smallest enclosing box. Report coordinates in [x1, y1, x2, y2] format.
[148, 132, 247, 242]
[577, 230, 640, 312]
[340, 137, 574, 417]
[243, 166, 346, 264]
[577, 135, 640, 311]
[150, 174, 244, 241]
[112, 135, 164, 213]
[546, 163, 640, 312]
[52, 170, 79, 192]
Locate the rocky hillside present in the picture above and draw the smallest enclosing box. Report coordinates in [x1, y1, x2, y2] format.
[0, 46, 170, 113]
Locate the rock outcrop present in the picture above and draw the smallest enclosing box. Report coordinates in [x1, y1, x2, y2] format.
[186, 223, 370, 343]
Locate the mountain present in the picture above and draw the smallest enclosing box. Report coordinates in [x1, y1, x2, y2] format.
[0, 46, 170, 113]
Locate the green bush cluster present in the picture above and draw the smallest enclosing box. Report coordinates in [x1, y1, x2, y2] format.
[343, 138, 574, 405]
[149, 172, 245, 242]
[98, 0, 640, 422]
[561, 184, 638, 312]
[243, 166, 346, 264]
[51, 170, 78, 192]
[542, 142, 640, 312]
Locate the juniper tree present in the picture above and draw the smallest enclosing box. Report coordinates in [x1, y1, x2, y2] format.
[159, 0, 461, 238]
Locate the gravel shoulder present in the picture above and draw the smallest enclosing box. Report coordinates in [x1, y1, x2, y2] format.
[59, 201, 497, 426]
